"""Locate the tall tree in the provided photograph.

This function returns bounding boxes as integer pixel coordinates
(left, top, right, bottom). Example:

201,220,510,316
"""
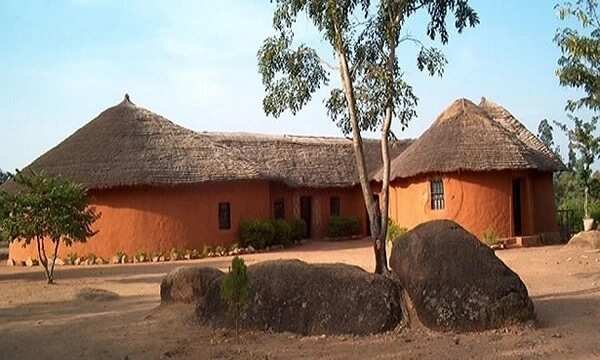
538,118,562,160
0,172,99,283
0,169,9,184
555,0,600,217
258,0,478,274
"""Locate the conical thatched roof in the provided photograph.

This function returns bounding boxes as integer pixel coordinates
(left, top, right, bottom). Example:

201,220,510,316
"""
4,95,411,190
379,98,564,180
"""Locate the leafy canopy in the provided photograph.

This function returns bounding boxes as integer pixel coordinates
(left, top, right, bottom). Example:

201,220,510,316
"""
258,0,479,135
0,171,98,246
555,0,600,112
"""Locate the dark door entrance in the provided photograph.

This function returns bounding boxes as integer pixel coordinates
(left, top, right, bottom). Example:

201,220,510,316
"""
512,179,523,236
300,196,312,238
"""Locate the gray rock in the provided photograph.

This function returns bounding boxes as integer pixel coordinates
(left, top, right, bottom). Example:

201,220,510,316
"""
567,231,600,250
160,266,224,304
199,260,403,335
390,220,535,332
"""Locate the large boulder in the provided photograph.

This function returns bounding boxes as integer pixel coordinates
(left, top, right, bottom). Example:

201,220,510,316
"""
390,220,534,332
161,260,403,335
160,266,224,304
567,231,600,250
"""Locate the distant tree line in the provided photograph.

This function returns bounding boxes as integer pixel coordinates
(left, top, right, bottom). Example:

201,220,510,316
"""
0,169,9,184
544,0,600,228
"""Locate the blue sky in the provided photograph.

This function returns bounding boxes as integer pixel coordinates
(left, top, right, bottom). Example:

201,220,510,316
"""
0,0,585,171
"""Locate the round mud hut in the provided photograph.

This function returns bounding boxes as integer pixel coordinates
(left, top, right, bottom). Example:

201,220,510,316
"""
5,95,409,263
378,98,564,245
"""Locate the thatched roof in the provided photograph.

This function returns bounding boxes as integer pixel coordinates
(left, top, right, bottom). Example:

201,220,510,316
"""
4,95,411,190
378,98,564,180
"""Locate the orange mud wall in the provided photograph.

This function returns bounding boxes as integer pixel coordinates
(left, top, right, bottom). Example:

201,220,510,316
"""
9,181,271,262
9,181,369,262
388,170,559,239
268,183,368,239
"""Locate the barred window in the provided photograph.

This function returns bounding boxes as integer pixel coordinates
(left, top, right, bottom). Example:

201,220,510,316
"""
273,198,285,219
218,202,231,230
430,179,444,210
330,196,341,217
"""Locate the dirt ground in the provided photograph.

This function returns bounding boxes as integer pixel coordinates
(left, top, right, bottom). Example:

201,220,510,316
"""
1,239,600,360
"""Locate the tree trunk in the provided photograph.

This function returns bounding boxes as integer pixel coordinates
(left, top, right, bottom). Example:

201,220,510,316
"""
336,48,386,274
378,107,393,273
35,237,52,284
49,239,60,284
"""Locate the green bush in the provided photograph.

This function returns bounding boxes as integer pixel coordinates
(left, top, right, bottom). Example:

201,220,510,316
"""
270,219,293,246
327,216,361,238
481,228,499,246
386,219,407,244
221,256,250,337
288,218,307,242
239,219,275,249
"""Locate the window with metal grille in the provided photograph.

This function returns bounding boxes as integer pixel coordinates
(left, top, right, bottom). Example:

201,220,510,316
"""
273,198,285,219
430,179,445,210
218,202,231,230
330,196,341,217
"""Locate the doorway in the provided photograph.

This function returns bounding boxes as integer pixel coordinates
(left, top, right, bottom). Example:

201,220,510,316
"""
512,179,523,236
300,196,312,238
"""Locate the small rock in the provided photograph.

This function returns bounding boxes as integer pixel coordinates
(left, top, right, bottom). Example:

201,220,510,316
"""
6,259,15,266
50,257,65,266
74,257,82,266
95,257,106,265
453,336,460,345
159,255,165,262
552,333,562,338
152,256,160,262
25,258,39,267
247,246,256,253
111,256,120,264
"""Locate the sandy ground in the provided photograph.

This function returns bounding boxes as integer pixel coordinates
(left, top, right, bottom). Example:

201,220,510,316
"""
1,239,600,359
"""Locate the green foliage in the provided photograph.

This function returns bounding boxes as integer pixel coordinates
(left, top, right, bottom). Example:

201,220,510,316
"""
239,219,275,249
258,0,479,136
555,0,600,112
239,218,305,249
327,216,361,238
386,219,407,244
0,169,10,185
220,256,250,337
0,171,99,283
288,218,307,242
481,229,500,246
270,219,293,246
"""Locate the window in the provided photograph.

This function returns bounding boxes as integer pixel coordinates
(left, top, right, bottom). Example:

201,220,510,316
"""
218,202,231,230
330,196,341,217
273,198,285,219
430,179,444,210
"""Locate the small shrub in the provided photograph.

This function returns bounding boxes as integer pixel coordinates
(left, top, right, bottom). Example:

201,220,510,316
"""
482,229,499,246
201,245,212,258
86,253,97,265
288,218,307,242
221,256,250,337
386,220,407,244
169,248,182,261
135,251,148,262
327,216,361,238
239,220,275,249
270,219,292,246
66,252,78,265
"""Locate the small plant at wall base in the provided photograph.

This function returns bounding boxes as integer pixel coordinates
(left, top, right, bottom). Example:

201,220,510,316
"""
386,220,407,244
0,171,99,284
482,229,499,247
221,256,250,338
327,216,361,239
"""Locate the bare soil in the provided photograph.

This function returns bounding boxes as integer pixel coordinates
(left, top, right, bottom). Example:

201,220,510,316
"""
1,239,600,359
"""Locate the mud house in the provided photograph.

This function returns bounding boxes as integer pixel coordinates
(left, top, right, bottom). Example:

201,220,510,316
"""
5,95,563,262
6,95,409,261
376,98,564,245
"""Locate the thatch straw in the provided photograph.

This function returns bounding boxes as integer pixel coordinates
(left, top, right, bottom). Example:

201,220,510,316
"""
378,98,564,180
3,95,411,190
